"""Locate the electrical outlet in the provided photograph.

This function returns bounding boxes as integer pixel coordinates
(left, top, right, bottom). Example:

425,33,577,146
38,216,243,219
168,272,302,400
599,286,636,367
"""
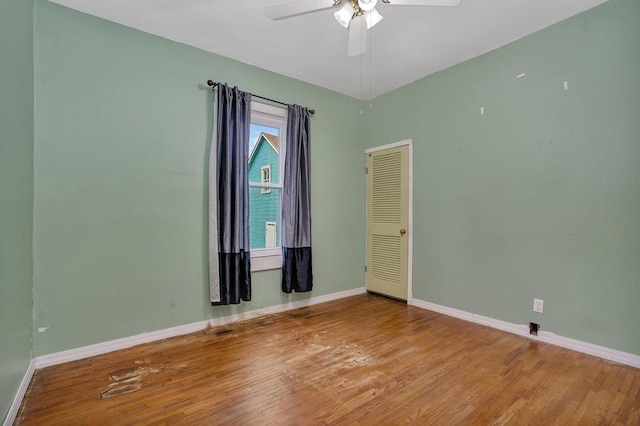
533,298,544,313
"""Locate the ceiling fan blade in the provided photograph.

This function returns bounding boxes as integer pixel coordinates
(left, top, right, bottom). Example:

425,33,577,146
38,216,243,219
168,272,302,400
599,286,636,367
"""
383,0,462,6
347,15,367,57
266,0,336,20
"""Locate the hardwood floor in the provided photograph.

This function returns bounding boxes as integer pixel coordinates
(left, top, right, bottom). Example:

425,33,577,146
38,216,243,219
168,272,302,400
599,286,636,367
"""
16,293,640,425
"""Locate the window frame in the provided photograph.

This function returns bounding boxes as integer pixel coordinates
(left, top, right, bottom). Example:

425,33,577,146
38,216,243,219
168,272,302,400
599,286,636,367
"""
249,102,286,271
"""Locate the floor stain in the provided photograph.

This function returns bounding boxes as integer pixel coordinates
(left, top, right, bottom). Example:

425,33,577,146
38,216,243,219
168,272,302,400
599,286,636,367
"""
99,366,160,399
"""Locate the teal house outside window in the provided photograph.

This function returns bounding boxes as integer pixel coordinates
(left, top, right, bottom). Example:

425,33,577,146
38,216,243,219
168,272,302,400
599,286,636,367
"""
248,132,280,249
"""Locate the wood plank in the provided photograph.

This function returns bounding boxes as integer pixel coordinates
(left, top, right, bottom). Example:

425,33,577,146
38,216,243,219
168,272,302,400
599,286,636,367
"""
15,293,640,425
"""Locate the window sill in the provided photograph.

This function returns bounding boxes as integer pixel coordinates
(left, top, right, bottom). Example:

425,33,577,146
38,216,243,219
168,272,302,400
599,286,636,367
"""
252,252,282,272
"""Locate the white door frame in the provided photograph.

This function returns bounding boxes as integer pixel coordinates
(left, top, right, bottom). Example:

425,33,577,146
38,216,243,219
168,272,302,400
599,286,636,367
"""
365,139,413,303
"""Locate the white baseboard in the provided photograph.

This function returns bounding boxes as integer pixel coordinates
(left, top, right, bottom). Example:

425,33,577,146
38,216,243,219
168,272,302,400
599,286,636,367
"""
35,287,367,369
410,298,640,369
35,319,212,369
209,286,367,327
3,358,36,426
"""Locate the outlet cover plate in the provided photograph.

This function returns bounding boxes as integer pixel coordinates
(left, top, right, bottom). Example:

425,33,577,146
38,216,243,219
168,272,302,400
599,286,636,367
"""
533,298,544,313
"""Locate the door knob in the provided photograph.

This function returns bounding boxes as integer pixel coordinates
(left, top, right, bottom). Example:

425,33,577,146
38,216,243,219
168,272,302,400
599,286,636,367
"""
400,229,406,235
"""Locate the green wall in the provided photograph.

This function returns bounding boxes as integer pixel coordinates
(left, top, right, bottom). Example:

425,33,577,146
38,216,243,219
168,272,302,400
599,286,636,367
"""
33,1,365,355
365,0,640,355
0,0,35,421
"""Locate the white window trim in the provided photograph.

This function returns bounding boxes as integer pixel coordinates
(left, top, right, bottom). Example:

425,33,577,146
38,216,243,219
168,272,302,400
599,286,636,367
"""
249,102,286,271
251,251,282,271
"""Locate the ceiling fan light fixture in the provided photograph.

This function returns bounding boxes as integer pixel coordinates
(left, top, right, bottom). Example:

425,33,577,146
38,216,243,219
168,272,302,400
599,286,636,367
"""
364,8,383,29
334,3,356,28
357,0,377,12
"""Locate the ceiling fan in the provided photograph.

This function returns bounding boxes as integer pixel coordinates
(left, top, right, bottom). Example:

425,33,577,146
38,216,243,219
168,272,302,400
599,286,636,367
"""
266,0,462,57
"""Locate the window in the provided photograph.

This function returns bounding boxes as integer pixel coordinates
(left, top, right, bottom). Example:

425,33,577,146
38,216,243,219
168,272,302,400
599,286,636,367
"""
248,102,286,270
261,165,271,194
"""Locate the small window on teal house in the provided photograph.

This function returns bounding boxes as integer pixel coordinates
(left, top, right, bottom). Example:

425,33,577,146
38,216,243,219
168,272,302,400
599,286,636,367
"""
261,165,271,194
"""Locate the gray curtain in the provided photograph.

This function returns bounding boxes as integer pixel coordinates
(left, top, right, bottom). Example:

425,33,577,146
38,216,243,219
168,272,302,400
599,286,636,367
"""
281,104,313,293
212,84,252,305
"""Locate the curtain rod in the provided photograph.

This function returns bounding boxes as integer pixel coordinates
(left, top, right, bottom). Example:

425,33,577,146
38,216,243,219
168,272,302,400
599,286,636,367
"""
207,80,315,115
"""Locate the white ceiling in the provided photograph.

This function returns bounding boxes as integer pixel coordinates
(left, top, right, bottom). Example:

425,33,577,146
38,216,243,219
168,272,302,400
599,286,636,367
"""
48,0,608,100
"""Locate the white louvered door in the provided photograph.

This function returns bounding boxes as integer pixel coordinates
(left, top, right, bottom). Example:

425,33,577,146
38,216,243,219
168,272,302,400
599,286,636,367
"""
366,144,409,300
